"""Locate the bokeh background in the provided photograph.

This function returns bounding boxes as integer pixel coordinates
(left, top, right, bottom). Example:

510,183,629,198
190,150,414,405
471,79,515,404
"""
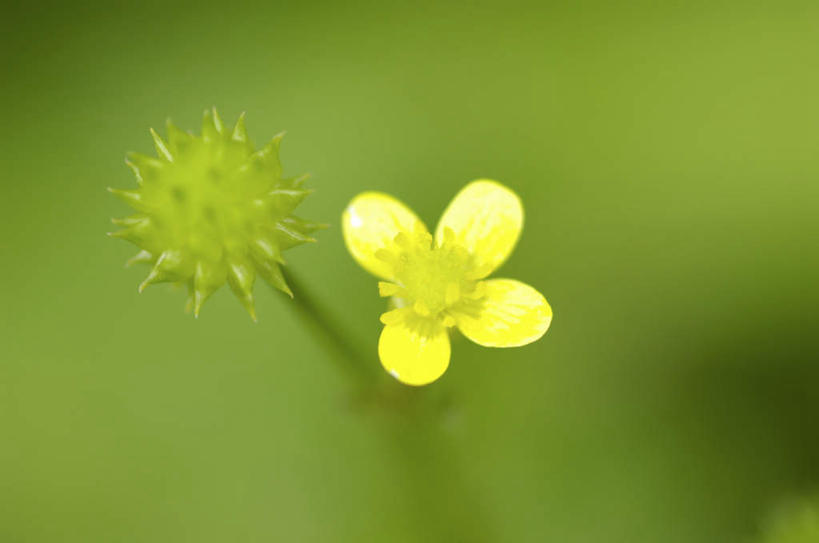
2,1,818,541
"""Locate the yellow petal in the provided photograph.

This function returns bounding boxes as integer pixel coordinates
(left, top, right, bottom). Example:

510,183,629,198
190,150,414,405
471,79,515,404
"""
454,279,551,348
378,320,451,386
435,180,523,278
342,192,428,279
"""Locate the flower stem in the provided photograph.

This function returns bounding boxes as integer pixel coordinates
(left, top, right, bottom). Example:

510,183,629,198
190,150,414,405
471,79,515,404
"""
283,269,380,385
282,268,494,541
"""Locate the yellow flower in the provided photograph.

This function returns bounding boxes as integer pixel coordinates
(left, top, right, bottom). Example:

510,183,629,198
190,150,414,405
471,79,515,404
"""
342,180,552,386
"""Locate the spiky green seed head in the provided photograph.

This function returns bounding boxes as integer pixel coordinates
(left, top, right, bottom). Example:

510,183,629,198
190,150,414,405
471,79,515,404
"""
109,108,325,320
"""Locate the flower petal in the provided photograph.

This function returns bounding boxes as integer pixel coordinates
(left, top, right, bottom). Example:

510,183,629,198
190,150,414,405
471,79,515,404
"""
342,192,428,279
435,180,523,277
454,279,551,347
378,320,451,386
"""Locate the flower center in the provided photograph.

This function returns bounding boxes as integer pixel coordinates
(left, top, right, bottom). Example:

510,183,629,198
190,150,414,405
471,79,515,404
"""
377,227,485,325
142,139,263,254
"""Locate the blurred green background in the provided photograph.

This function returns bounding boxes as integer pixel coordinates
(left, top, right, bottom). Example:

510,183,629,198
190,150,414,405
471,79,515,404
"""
2,1,818,541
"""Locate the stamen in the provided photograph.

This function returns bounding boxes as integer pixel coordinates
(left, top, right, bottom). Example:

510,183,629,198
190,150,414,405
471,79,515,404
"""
380,308,408,325
374,248,397,266
445,282,460,305
378,281,402,297
466,281,487,299
387,224,481,323
394,232,410,247
413,300,432,317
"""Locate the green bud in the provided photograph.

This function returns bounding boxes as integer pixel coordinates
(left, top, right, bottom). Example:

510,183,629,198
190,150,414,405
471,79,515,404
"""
109,108,325,320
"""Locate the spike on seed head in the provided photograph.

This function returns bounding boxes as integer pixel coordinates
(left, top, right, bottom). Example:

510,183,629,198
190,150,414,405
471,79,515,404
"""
109,109,320,319
232,112,249,143
210,107,223,133
165,119,192,155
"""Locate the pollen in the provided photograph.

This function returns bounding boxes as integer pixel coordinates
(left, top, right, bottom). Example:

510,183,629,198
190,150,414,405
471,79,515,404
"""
109,108,324,320
376,227,485,324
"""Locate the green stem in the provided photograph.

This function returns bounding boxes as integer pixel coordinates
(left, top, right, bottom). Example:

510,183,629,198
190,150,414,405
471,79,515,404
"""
282,268,494,541
283,268,380,386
